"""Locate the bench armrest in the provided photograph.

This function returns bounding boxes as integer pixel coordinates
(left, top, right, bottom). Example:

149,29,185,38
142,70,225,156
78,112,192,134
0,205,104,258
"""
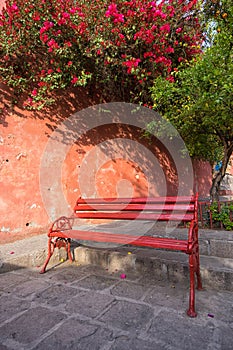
49,216,74,233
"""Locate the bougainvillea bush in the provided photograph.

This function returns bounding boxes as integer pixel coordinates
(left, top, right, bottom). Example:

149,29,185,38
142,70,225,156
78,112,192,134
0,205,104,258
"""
0,0,203,109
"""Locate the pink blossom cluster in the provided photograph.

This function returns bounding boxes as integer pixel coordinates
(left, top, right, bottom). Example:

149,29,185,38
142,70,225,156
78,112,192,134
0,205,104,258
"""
47,38,59,52
105,3,124,23
122,58,141,73
0,0,203,107
10,3,18,12
40,21,54,44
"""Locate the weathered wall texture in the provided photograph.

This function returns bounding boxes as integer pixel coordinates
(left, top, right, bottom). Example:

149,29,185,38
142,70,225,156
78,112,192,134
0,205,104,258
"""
0,84,101,243
192,159,213,199
0,84,213,244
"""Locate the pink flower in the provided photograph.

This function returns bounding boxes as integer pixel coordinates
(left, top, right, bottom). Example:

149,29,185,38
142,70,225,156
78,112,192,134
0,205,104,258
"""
48,39,56,47
70,8,77,14
44,21,54,29
167,5,175,17
40,27,46,35
154,10,166,19
165,47,174,53
32,89,37,96
58,18,66,25
106,3,118,17
123,58,141,73
144,51,153,58
67,61,73,66
65,41,72,47
40,21,53,35
62,12,70,19
105,3,124,23
166,76,175,83
155,56,171,67
27,97,33,105
71,76,78,84
47,39,59,50
10,4,18,12
176,27,182,34
160,24,170,32
114,13,124,23
33,14,40,21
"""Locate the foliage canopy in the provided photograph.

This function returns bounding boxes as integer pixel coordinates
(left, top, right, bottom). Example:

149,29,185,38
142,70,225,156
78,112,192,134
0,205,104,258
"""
151,0,233,198
0,0,203,108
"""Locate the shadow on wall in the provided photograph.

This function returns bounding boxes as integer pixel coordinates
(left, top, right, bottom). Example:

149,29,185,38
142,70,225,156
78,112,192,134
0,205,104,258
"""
0,82,103,130
62,123,180,204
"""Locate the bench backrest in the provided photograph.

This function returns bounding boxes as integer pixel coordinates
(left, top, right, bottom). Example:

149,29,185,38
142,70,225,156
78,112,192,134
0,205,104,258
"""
73,194,198,223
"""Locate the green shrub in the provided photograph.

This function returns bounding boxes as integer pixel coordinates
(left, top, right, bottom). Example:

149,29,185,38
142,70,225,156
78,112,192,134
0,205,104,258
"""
210,202,233,230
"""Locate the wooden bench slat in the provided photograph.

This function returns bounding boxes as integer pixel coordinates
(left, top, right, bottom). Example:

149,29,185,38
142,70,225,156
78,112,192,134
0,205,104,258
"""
75,212,194,221
76,196,196,204
74,203,195,212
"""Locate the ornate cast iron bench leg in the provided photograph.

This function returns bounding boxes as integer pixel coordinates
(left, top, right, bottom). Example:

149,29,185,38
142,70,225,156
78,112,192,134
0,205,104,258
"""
40,237,73,274
40,237,53,274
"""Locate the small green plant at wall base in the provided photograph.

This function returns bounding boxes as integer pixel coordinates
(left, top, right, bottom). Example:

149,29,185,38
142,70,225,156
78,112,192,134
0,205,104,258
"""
210,202,233,231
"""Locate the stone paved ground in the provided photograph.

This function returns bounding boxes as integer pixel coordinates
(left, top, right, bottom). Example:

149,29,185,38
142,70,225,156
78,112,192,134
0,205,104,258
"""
0,262,232,350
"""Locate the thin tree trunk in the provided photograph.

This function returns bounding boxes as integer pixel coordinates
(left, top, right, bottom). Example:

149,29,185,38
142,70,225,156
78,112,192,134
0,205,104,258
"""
210,142,233,201
210,170,224,201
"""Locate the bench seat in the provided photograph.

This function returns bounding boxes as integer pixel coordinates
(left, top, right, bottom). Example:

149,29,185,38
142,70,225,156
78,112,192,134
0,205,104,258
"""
48,229,188,251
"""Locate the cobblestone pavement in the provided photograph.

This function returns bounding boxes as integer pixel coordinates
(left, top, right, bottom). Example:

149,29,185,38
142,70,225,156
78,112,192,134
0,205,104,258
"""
0,262,232,350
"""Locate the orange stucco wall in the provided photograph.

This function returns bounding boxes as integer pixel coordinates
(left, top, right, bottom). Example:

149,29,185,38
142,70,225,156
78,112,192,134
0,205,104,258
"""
0,83,214,244
0,84,101,243
192,159,213,199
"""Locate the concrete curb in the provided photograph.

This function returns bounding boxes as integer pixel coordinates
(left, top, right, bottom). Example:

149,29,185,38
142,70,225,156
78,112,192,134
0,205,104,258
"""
1,232,233,292
0,235,65,273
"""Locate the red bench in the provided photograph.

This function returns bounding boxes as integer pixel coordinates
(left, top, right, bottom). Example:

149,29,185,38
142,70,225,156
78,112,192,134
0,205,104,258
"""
40,194,202,317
